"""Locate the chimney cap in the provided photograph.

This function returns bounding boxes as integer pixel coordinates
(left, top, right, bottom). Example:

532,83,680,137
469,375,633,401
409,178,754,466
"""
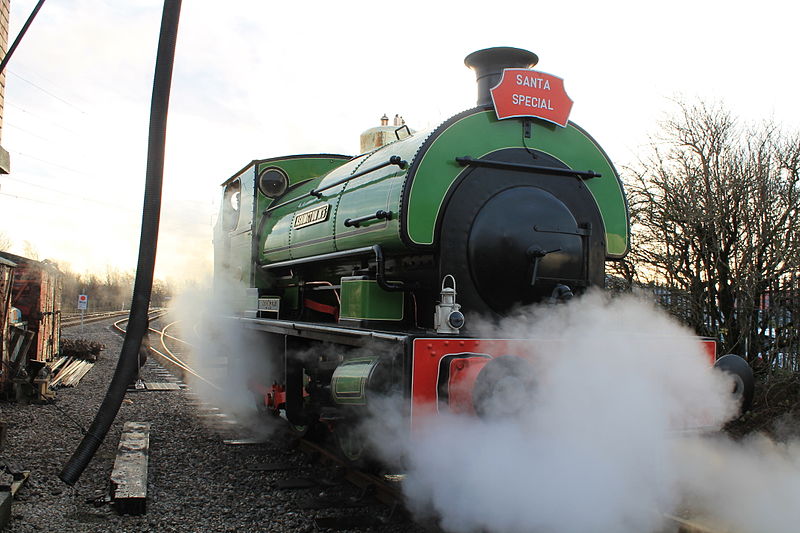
464,47,539,76
464,47,539,106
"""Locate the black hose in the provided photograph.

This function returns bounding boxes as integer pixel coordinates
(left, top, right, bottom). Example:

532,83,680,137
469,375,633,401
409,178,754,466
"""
59,0,182,486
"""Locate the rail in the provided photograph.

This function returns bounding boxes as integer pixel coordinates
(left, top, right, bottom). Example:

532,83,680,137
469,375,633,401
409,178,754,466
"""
299,432,729,533
112,315,219,391
296,438,404,508
62,311,130,328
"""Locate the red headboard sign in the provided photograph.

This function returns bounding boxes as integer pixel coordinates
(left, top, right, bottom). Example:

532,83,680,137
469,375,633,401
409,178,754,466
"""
490,69,573,127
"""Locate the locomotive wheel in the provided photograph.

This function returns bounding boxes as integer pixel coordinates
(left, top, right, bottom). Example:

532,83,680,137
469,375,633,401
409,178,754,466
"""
714,354,755,414
282,413,328,441
333,421,384,473
287,421,316,438
251,393,325,441
334,421,367,463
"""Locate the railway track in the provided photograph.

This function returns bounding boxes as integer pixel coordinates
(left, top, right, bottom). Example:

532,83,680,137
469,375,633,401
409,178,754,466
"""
294,438,407,518
666,514,728,533
110,315,729,533
61,310,130,327
112,314,220,392
112,314,411,524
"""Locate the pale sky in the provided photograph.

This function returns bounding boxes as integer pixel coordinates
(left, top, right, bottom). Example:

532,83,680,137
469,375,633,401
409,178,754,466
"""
1,0,798,284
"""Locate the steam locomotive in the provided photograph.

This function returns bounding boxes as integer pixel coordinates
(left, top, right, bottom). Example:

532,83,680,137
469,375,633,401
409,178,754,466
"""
213,47,750,460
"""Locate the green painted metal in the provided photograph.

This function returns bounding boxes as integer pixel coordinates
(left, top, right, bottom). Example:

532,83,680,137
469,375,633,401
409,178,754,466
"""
405,110,629,257
255,156,349,188
331,356,380,405
250,110,628,268
261,157,360,263
260,135,428,264
339,279,404,321
334,137,424,254
254,155,352,264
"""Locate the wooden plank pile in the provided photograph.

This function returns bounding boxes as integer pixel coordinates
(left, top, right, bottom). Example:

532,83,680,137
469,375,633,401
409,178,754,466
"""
49,356,94,388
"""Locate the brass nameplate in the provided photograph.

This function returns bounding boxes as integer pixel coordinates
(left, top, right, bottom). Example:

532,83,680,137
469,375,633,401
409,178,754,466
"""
293,204,330,229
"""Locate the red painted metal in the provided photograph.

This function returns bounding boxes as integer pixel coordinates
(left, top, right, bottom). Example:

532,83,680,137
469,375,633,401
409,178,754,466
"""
447,356,490,415
490,69,573,126
700,339,717,364
266,384,287,413
410,336,721,431
303,298,338,318
411,338,537,431
245,380,287,414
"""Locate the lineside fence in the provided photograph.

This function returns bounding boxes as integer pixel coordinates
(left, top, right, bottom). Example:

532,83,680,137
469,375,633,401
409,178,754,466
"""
607,277,800,372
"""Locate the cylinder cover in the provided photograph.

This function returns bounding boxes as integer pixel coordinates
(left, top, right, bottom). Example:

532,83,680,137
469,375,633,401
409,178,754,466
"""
331,356,388,406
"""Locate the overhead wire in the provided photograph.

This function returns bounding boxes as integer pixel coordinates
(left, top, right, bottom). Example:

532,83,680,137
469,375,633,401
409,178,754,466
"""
7,70,87,114
12,150,92,176
0,190,62,207
0,190,213,232
5,121,54,142
6,101,80,134
1,175,136,211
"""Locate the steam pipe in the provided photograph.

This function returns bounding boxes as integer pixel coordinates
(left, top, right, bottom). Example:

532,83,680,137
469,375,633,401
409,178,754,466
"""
59,0,182,485
259,244,416,292
371,244,409,292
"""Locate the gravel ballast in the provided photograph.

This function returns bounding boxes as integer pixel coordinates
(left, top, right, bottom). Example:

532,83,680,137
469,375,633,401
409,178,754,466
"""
0,319,425,532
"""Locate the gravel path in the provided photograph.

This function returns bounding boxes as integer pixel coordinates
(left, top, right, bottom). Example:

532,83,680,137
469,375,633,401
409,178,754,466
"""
0,319,426,532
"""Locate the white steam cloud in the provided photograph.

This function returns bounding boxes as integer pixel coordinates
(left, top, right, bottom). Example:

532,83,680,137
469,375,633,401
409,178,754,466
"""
365,292,800,533
673,434,800,533
167,282,800,532
167,279,278,435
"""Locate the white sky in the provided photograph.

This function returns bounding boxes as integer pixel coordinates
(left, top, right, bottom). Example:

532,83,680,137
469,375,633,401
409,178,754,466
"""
1,0,798,284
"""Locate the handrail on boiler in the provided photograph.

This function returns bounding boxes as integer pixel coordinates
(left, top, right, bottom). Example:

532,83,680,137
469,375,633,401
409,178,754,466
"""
265,155,407,213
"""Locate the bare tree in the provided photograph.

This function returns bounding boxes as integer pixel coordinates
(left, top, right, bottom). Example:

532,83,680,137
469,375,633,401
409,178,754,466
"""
60,267,165,313
0,231,10,252
625,100,800,366
22,241,39,260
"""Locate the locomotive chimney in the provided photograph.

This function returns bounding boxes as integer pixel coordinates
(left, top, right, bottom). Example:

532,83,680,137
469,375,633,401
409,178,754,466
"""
464,47,539,107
